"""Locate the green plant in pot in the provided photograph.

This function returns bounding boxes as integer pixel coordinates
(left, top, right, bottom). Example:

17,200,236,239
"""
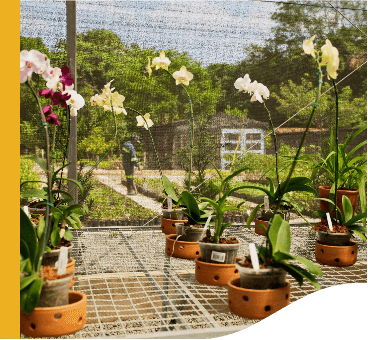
161,175,186,220
312,195,366,266
20,49,87,325
245,176,317,233
177,191,212,242
199,165,252,264
21,158,87,266
305,125,367,217
228,36,338,319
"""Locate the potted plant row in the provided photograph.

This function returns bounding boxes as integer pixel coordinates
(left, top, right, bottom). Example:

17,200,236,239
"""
20,49,87,337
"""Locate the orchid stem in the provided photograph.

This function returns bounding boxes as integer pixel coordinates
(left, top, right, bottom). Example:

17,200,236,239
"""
26,79,53,271
332,79,339,222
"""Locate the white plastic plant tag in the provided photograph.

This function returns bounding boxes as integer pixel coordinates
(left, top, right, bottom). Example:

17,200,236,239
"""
167,195,172,210
23,206,29,216
57,246,69,275
264,196,269,211
249,243,260,270
204,213,213,229
211,251,226,263
326,213,334,232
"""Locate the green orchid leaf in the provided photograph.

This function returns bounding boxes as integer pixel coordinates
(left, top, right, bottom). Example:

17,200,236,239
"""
162,175,179,203
37,216,45,240
255,245,268,264
20,239,30,261
52,162,74,180
20,208,38,266
348,224,367,242
342,195,353,222
65,204,85,215
20,259,30,274
246,203,264,229
274,252,323,276
268,214,290,255
63,227,74,241
51,189,74,201
265,177,275,195
346,212,367,227
20,181,47,189
222,205,239,212
24,156,47,172
45,246,52,252
256,224,268,235
201,197,220,213
20,286,29,311
50,225,61,248
278,262,321,290
313,210,327,219
58,178,84,196
181,191,200,219
20,272,38,291
23,277,43,315
222,167,250,187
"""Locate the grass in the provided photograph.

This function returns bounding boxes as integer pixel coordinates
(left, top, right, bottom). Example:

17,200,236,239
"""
83,178,156,220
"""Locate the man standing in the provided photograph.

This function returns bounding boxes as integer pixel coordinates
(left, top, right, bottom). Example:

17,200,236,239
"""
122,135,141,195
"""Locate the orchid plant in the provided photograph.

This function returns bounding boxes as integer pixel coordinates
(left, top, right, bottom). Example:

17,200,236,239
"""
20,49,86,314
147,51,195,190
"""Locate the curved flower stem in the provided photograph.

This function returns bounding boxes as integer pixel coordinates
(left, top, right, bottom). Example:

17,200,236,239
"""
26,80,53,270
125,107,163,181
267,69,323,257
163,69,194,191
51,125,57,173
264,102,281,193
332,79,339,221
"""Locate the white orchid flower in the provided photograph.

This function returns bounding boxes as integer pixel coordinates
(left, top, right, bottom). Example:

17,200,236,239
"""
172,66,193,86
303,36,316,58
151,51,171,71
248,81,269,103
45,67,62,91
234,74,252,92
20,49,47,83
136,113,154,130
321,39,339,79
65,90,85,116
111,91,125,107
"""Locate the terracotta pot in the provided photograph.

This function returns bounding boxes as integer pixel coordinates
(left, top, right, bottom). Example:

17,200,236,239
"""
42,243,73,267
165,234,200,259
52,257,75,288
254,218,268,236
198,241,240,264
161,217,187,235
176,223,205,242
228,278,290,319
20,291,87,338
315,241,357,266
318,186,359,216
195,257,240,286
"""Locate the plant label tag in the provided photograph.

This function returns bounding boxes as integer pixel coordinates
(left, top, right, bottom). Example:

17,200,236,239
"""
57,247,69,275
23,206,29,216
211,251,226,263
167,195,172,210
249,243,260,270
204,213,213,229
326,213,334,231
264,196,269,211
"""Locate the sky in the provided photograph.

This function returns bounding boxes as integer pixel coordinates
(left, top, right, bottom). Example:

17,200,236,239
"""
20,0,278,66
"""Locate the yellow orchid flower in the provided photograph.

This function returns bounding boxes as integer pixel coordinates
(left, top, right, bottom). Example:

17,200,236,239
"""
136,113,154,130
172,66,194,86
303,35,316,59
151,51,171,71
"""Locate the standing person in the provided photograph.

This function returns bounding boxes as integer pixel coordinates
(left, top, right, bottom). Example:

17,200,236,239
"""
122,135,141,195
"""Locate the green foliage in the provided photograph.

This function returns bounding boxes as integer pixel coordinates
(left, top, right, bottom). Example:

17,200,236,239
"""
20,157,40,201
180,191,211,225
20,208,44,314
84,179,156,220
256,214,323,290
313,195,367,241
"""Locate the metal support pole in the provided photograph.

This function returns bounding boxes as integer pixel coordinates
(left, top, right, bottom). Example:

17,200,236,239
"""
67,0,78,204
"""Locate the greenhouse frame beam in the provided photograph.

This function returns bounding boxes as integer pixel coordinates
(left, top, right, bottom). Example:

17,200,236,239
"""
66,0,78,204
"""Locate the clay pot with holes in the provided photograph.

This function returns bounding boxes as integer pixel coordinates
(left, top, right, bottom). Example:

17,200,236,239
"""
161,216,187,235
20,291,87,337
165,234,201,259
318,186,359,217
227,258,289,319
195,257,241,286
314,226,357,266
